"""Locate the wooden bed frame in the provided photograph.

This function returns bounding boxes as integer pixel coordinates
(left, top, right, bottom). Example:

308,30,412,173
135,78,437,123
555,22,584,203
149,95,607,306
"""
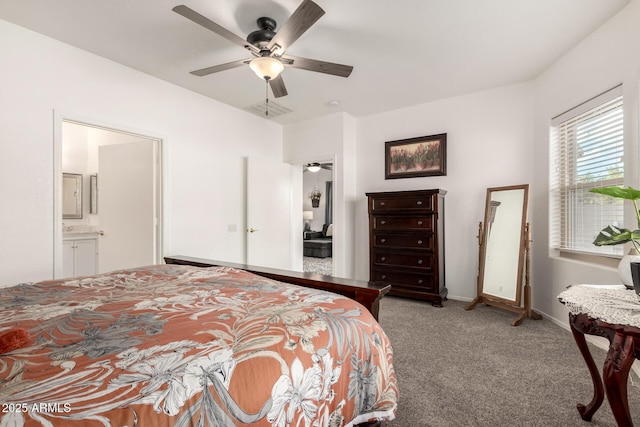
164,255,391,321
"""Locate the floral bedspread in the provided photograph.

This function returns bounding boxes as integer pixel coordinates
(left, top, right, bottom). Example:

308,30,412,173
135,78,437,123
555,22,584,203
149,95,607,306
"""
0,265,397,426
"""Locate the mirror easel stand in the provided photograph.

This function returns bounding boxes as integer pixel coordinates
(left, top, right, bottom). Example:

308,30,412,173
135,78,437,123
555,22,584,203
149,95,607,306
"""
466,221,486,311
465,223,542,326
513,223,542,326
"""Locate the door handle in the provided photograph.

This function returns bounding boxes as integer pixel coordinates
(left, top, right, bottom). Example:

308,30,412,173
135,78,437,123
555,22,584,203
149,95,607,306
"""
248,228,258,233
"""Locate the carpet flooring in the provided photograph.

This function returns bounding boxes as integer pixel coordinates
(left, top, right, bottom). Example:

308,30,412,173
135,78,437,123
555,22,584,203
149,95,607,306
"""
377,296,640,426
303,256,333,276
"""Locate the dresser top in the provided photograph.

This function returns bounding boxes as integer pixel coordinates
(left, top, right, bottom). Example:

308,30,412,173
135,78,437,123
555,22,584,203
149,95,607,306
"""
366,189,447,197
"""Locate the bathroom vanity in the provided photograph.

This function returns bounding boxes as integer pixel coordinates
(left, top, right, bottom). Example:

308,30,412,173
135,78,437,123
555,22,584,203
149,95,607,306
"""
62,226,99,277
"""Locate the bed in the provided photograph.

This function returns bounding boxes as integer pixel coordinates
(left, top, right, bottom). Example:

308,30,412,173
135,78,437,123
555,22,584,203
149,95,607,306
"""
0,262,397,426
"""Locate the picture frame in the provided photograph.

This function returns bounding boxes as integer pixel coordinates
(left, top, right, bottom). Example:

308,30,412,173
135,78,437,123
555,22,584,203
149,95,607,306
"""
385,133,447,179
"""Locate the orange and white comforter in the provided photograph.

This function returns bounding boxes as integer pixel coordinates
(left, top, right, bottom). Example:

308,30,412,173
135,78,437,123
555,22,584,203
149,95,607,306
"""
0,264,397,426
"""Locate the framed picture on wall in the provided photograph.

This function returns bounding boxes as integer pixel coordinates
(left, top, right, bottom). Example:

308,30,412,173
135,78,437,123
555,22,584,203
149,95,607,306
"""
384,133,447,179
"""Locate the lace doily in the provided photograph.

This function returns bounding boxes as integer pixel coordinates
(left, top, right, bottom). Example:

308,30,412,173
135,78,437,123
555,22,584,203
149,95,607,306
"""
558,284,640,328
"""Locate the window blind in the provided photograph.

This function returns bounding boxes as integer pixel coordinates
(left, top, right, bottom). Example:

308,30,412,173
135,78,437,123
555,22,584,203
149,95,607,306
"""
550,86,624,256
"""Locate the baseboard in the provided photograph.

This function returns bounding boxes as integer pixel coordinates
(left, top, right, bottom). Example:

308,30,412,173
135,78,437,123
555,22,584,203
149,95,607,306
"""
446,295,473,302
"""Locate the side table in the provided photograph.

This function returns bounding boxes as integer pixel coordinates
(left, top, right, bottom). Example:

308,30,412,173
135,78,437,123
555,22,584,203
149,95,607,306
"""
558,284,640,426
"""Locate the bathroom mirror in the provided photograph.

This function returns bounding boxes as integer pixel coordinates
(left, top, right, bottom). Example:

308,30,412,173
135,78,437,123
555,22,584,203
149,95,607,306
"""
90,174,98,214
466,184,541,325
62,173,83,219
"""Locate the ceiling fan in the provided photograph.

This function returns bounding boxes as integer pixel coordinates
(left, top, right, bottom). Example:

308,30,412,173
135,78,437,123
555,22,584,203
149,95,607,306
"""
172,1,353,98
304,162,332,172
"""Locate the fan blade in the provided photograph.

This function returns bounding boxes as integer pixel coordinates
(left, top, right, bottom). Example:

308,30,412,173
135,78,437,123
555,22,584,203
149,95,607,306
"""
190,59,251,77
267,0,325,54
283,55,353,77
173,5,258,54
269,75,288,98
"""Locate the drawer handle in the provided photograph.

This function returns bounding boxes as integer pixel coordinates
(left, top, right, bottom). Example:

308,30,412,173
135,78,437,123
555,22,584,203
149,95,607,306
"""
417,220,423,225
381,238,386,243
380,220,386,225
418,279,423,284
417,259,423,265
380,202,386,206
416,200,423,206
417,240,423,245
381,275,387,280
380,257,386,262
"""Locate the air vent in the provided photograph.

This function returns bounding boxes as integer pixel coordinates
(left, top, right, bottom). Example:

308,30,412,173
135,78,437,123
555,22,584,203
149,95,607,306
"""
246,100,292,118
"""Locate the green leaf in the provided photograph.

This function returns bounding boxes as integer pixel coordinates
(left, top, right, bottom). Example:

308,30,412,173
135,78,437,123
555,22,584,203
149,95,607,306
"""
589,186,640,200
592,225,635,246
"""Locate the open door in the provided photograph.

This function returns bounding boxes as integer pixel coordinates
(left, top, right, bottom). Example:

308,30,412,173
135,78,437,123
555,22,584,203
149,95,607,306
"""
98,141,158,272
246,156,300,270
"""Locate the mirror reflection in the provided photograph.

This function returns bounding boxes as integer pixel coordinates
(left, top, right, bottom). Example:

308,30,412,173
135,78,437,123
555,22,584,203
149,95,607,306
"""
481,186,528,302
63,173,83,219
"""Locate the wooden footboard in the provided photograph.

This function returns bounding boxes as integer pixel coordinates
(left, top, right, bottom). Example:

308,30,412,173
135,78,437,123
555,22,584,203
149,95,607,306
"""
164,255,391,321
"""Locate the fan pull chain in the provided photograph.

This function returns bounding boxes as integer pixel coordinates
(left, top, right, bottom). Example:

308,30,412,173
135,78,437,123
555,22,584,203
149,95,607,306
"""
265,79,269,117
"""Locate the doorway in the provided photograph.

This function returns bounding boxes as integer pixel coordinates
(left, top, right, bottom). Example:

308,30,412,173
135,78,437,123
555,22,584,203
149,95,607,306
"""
54,117,163,278
302,161,333,276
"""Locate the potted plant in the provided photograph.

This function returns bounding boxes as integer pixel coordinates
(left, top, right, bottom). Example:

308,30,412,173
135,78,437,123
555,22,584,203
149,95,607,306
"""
309,189,322,208
589,186,640,288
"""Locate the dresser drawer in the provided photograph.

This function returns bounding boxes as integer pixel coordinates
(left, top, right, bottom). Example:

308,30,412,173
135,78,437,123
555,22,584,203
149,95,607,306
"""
373,250,434,271
373,232,434,249
370,195,433,212
372,269,435,291
373,215,433,231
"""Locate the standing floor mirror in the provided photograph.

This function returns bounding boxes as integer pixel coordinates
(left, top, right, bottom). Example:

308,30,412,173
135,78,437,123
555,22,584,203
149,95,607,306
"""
465,184,541,326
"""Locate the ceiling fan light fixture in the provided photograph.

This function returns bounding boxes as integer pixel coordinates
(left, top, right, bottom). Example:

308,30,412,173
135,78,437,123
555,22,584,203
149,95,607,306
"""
249,56,284,80
307,163,321,172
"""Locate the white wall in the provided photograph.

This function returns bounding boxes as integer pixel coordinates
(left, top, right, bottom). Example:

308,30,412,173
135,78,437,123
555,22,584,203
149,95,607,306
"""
531,0,640,323
354,83,535,300
284,85,535,298
0,19,282,285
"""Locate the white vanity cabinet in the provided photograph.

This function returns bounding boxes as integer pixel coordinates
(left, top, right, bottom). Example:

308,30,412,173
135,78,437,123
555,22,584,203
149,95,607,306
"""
63,235,98,277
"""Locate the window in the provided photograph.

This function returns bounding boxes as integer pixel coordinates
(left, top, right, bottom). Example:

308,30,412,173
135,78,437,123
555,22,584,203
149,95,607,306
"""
550,86,624,256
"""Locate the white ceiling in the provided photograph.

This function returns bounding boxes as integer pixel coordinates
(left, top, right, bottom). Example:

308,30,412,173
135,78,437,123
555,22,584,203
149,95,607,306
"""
0,0,630,124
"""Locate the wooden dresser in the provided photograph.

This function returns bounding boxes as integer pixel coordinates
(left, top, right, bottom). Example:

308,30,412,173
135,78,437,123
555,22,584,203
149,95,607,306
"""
366,189,447,306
